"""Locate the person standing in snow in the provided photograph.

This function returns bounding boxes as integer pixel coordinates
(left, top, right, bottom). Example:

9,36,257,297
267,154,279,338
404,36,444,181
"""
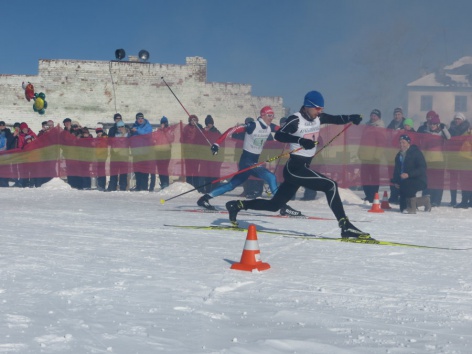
130,112,153,191
107,114,129,191
225,91,371,239
18,122,38,187
0,121,13,187
419,113,451,207
446,112,470,207
107,120,131,191
391,134,431,214
454,127,472,208
180,115,206,190
149,116,175,191
357,109,386,204
200,115,222,193
197,106,301,217
386,107,406,205
94,127,108,191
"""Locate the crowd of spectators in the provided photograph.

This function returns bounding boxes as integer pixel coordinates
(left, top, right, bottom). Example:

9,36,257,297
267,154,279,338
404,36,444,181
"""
359,107,471,210
1,107,471,212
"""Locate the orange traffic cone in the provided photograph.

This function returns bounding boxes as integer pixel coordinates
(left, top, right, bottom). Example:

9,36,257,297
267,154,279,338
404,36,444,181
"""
368,192,384,213
231,224,271,272
380,191,392,210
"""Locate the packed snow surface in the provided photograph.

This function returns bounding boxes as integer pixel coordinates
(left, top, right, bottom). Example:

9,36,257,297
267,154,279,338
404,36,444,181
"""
1,179,471,353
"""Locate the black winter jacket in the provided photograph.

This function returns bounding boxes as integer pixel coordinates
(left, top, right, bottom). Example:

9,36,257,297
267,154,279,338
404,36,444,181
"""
391,144,427,186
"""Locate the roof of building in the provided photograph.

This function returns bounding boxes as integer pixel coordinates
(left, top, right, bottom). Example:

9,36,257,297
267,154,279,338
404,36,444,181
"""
408,56,472,88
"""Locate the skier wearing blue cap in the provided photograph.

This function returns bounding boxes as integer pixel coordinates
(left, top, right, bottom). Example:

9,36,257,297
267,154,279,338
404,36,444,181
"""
226,90,371,239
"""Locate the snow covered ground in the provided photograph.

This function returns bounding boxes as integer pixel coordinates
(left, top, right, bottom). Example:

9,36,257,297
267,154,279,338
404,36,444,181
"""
1,179,471,354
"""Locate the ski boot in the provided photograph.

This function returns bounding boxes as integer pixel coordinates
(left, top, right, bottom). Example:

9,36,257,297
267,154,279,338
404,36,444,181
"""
339,217,371,239
197,194,216,211
226,200,245,226
280,204,303,216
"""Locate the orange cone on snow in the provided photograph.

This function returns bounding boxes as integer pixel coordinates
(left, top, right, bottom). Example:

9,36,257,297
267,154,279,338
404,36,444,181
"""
380,191,392,210
231,224,271,272
368,192,384,213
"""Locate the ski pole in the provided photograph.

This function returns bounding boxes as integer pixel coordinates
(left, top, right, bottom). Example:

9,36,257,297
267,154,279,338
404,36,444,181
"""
160,146,303,204
313,122,353,157
192,119,213,147
162,76,213,147
161,77,191,116
266,143,288,195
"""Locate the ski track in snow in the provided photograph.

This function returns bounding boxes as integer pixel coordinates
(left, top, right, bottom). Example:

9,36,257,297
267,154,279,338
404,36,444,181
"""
0,179,471,353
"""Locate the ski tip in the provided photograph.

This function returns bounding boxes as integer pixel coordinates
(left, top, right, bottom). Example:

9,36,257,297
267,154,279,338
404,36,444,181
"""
160,199,165,205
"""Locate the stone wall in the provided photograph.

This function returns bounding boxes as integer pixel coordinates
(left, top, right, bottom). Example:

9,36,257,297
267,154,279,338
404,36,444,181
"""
0,56,284,133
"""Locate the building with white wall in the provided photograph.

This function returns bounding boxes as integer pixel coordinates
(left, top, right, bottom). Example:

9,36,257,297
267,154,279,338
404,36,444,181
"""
0,56,284,132
407,56,472,128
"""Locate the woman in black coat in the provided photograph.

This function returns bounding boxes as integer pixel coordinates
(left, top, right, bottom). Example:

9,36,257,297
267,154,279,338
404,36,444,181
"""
391,135,431,213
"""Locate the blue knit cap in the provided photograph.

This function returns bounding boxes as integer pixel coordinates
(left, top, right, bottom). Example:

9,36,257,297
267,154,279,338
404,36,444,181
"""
304,91,324,108
160,116,169,124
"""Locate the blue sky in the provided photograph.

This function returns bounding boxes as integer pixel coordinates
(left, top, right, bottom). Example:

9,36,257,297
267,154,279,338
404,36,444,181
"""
2,0,472,118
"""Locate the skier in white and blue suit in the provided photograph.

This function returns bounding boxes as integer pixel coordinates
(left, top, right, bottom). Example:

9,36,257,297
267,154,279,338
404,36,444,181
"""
197,106,301,217
226,90,371,239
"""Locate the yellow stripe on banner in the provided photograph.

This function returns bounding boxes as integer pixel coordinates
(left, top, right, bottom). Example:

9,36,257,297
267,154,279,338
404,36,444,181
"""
0,145,60,165
61,146,131,162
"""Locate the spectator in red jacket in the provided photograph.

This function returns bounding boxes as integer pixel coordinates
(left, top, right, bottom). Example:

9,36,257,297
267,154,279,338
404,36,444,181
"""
17,122,38,187
18,123,37,149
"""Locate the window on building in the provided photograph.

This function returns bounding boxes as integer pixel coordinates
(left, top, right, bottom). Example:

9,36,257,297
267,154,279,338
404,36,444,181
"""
455,95,467,112
420,95,433,111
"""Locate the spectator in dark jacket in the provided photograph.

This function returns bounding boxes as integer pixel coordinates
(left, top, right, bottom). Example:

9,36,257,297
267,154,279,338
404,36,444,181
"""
449,113,470,137
391,134,431,214
417,110,446,134
386,108,406,204
201,115,222,193
387,107,406,130
107,113,128,191
37,121,50,137
0,121,13,187
107,120,130,191
7,123,22,187
358,109,386,203
149,116,175,191
108,113,124,138
447,112,471,206
95,127,108,191
0,121,12,151
9,122,21,150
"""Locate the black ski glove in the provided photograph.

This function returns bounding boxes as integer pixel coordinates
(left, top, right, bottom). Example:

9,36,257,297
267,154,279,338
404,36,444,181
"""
348,114,362,125
298,138,316,150
211,144,219,155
